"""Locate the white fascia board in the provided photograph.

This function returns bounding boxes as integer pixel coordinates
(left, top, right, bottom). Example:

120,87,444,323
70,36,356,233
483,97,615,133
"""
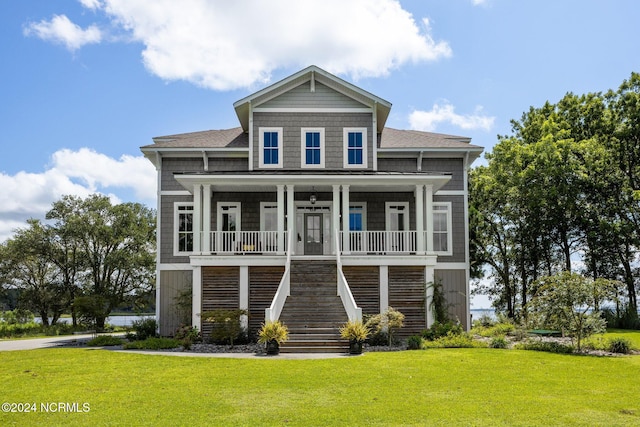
174,173,452,192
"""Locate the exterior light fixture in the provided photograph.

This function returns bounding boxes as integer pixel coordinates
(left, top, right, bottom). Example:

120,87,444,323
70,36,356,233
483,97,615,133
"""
310,187,317,204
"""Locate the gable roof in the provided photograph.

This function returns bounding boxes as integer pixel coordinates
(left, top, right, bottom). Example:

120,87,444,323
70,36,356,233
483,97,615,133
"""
379,128,477,149
145,127,480,151
233,65,392,133
146,128,247,149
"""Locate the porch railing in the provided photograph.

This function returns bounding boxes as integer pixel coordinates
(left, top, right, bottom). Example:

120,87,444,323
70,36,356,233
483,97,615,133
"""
207,231,283,254
335,229,362,322
341,231,418,254
264,231,294,322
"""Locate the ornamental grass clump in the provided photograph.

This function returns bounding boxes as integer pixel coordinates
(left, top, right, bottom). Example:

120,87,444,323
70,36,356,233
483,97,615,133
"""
339,320,370,343
257,321,289,345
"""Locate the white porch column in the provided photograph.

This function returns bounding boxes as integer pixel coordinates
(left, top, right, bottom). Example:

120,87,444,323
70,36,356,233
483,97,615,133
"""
286,185,295,254
239,266,249,330
425,185,434,253
379,265,389,312
192,266,202,330
415,184,425,254
332,185,340,254
193,184,202,254
425,266,435,328
341,185,350,254
202,184,211,253
277,185,285,254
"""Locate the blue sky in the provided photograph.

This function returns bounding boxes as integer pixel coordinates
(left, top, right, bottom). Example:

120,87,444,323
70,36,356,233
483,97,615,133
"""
2,0,639,306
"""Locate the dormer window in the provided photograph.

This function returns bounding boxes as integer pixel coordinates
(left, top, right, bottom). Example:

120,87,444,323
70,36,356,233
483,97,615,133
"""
343,128,367,168
301,128,325,168
259,127,283,168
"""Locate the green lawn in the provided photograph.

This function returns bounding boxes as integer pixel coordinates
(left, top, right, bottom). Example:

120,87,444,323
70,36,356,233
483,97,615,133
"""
1,348,639,426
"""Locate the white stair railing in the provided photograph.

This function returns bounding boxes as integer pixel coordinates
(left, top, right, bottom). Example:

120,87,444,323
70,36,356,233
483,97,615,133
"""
264,231,293,322
335,228,362,322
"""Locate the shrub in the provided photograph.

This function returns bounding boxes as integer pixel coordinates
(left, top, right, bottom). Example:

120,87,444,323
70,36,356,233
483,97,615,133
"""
123,337,182,350
473,314,495,328
365,307,405,346
407,335,423,350
422,321,463,341
0,321,42,338
202,309,247,346
489,336,509,349
366,330,389,346
514,340,574,354
422,332,483,349
606,307,640,329
87,335,123,347
1,309,35,325
174,325,201,350
608,337,632,354
131,318,158,341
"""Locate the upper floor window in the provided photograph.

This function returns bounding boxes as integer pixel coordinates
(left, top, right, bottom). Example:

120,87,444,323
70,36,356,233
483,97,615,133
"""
301,128,325,168
433,202,452,255
174,202,194,255
259,127,283,168
343,128,368,168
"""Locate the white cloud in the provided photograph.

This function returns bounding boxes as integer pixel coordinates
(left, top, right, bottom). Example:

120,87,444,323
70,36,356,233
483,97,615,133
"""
48,0,449,90
0,149,156,243
409,101,495,132
23,14,102,51
79,0,103,10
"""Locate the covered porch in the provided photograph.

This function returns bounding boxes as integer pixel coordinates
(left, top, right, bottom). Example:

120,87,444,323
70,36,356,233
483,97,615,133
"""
175,172,452,258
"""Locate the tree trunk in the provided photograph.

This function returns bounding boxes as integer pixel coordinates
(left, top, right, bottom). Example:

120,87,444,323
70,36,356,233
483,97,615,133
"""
39,310,49,327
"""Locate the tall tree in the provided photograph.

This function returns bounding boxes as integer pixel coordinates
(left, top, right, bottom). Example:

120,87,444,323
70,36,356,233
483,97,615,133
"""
471,74,640,319
0,220,65,325
56,195,156,329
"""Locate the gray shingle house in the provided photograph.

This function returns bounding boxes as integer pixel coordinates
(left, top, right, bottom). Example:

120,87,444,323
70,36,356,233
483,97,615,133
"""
141,66,482,350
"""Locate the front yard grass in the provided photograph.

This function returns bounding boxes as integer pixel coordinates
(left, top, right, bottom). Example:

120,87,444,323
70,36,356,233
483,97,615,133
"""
1,347,639,426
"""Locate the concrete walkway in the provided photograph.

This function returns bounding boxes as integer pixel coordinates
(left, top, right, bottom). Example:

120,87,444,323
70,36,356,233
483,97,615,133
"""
0,335,355,359
0,333,102,351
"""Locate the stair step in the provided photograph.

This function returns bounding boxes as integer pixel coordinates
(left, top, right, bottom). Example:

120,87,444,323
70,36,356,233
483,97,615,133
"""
277,260,350,353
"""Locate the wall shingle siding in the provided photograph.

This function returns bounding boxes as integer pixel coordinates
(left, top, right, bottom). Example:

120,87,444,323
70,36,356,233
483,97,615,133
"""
435,269,468,329
160,194,192,264
253,112,373,170
260,81,367,108
434,195,466,262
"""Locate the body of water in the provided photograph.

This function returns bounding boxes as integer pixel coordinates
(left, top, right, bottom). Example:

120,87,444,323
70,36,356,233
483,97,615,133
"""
36,315,155,327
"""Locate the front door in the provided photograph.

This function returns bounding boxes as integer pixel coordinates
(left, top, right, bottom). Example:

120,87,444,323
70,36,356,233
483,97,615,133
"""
386,203,410,252
304,213,323,255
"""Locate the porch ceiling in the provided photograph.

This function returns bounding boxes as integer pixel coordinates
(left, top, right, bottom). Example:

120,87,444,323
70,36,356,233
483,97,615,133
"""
174,172,451,193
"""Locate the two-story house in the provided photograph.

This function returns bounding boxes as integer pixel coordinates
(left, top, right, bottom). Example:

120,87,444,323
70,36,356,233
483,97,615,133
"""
141,66,482,351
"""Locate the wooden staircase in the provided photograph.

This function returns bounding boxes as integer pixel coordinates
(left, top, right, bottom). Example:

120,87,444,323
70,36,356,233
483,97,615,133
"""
278,260,349,353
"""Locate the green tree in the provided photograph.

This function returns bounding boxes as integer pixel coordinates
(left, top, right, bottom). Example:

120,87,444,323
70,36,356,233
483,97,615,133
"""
49,195,156,329
0,220,65,325
471,74,640,321
528,272,620,351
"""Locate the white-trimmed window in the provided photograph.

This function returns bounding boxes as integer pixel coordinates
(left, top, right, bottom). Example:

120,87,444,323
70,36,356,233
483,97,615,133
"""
260,203,278,232
259,127,283,168
301,128,325,168
343,128,368,168
174,202,194,255
433,202,452,255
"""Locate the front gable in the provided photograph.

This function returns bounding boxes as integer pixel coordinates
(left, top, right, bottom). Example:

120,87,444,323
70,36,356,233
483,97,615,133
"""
258,80,369,110
235,66,389,172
